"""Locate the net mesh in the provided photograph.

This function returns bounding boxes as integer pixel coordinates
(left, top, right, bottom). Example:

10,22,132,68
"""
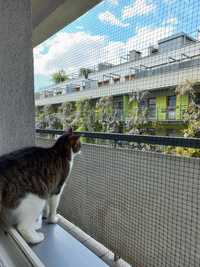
35,0,200,265
58,143,200,266
37,136,200,266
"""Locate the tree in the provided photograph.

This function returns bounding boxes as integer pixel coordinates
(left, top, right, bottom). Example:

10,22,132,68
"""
79,68,93,79
51,70,68,84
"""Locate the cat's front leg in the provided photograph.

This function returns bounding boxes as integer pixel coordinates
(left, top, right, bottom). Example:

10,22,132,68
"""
47,194,61,224
16,194,46,244
43,200,50,219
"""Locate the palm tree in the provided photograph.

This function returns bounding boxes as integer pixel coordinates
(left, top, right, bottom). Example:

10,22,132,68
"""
79,68,93,79
51,69,68,84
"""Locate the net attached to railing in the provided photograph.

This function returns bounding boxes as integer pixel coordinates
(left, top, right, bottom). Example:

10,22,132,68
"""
34,0,200,264
36,130,200,267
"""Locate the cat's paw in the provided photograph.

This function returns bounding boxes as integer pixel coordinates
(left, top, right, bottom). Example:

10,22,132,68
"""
48,215,59,224
34,220,42,230
18,227,44,244
29,232,44,244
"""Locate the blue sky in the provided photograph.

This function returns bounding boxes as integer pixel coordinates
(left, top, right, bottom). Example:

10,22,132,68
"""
34,0,200,91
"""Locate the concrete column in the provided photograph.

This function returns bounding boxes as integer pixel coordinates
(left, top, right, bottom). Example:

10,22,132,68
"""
0,0,35,155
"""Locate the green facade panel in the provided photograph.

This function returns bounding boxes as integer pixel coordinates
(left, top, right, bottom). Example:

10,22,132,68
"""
123,95,138,119
176,95,189,120
156,96,166,120
123,95,129,119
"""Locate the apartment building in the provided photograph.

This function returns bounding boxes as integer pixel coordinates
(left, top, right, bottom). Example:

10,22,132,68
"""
35,32,200,135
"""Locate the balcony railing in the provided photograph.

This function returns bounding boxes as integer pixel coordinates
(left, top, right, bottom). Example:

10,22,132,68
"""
36,129,200,267
131,106,186,122
166,107,176,120
36,54,200,101
146,106,187,122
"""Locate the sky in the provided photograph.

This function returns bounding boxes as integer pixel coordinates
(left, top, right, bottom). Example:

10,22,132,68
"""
34,0,200,91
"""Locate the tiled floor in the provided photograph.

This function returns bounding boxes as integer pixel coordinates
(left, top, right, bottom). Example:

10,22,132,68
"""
31,223,108,267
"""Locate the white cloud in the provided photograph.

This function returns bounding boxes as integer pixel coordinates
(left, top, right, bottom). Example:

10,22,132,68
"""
126,26,174,55
34,24,174,78
164,17,178,25
164,0,176,4
34,31,125,76
98,11,129,27
122,0,156,18
107,0,118,5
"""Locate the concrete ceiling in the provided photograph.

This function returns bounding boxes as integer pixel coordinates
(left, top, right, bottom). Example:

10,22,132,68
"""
32,0,101,47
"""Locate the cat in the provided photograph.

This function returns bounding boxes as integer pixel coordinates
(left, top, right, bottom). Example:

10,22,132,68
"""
0,128,81,244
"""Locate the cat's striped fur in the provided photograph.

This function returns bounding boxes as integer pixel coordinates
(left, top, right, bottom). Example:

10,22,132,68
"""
0,128,81,244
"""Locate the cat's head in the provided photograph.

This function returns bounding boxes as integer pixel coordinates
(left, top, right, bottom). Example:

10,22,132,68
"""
54,127,81,156
67,128,81,155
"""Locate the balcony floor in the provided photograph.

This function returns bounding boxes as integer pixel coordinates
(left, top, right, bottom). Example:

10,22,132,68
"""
31,223,108,267
0,220,108,267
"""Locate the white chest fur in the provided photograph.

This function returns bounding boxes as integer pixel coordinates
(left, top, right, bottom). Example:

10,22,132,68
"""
69,149,75,176
68,149,81,177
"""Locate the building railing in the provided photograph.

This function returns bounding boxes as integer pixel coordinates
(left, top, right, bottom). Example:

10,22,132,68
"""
35,54,200,101
36,128,200,266
129,106,186,122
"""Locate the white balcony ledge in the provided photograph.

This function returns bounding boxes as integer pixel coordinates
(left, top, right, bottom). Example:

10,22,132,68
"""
0,215,130,267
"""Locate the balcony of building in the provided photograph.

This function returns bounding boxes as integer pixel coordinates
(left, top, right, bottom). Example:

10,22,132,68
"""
35,40,200,106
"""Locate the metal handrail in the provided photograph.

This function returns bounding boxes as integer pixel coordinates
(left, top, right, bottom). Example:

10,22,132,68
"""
36,128,200,148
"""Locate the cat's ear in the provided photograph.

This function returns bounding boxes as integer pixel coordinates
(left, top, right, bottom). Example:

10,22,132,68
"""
69,135,80,146
65,127,73,135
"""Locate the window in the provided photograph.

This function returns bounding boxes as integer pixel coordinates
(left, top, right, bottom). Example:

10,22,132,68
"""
194,93,200,105
167,95,176,120
130,74,136,80
98,81,103,87
148,98,156,120
103,80,109,85
125,75,130,81
98,80,109,87
113,96,123,120
113,77,120,84
139,99,147,110
55,91,62,95
125,74,135,81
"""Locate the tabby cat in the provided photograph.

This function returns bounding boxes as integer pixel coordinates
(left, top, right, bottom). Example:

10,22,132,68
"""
0,128,81,244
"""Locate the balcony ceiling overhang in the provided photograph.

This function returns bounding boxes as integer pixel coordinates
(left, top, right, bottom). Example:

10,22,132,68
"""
32,0,101,47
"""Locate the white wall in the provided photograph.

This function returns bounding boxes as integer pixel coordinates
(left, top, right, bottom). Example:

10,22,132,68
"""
0,0,35,154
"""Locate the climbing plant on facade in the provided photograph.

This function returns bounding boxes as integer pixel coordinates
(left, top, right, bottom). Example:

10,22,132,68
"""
96,96,123,133
166,80,200,157
59,102,77,129
126,92,149,134
75,98,98,132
